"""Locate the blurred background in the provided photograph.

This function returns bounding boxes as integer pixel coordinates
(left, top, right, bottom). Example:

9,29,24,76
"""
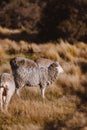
0,0,87,43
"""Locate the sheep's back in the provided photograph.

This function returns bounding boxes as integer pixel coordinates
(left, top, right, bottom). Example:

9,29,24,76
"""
35,58,53,68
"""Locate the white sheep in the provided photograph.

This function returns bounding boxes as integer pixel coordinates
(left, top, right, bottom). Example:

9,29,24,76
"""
10,57,64,98
0,73,15,112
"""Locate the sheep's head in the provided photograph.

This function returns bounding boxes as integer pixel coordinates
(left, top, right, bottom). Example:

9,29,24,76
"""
48,62,64,81
49,62,64,74
56,62,64,74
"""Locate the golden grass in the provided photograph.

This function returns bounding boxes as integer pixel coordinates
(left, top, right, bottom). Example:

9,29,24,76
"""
0,26,22,34
1,90,76,128
0,31,87,130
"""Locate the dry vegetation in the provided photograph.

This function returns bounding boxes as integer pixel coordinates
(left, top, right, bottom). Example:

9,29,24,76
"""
0,27,87,130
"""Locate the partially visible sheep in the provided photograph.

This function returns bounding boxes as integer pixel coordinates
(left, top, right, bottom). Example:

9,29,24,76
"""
0,73,15,112
10,57,64,98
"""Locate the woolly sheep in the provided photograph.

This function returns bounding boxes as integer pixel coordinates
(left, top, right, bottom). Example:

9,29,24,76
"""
10,57,64,98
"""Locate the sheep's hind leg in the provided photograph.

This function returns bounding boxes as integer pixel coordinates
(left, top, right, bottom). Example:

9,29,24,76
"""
16,87,23,97
16,88,21,97
3,96,7,112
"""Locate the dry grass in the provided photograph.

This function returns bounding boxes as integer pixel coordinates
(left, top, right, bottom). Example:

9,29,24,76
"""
0,29,87,130
0,26,22,34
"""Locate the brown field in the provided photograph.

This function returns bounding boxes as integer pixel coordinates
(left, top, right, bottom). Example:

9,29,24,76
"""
0,27,87,130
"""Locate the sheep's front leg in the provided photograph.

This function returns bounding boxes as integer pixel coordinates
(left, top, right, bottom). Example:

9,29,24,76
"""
41,87,46,99
0,88,4,112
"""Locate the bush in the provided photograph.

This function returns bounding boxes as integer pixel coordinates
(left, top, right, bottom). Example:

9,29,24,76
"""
0,0,40,33
0,0,87,43
38,0,87,42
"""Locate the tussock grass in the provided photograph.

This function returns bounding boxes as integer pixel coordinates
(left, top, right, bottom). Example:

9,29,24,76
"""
0,45,4,57
0,33,87,130
8,90,76,126
65,111,87,129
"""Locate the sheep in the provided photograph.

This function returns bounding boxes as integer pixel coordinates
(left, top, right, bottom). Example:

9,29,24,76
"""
0,73,15,112
10,57,64,98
